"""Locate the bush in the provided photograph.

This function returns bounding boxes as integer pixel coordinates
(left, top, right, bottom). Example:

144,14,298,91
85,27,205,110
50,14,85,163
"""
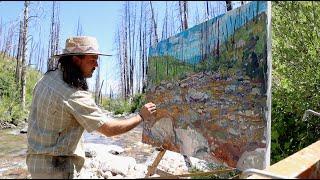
100,93,146,115
271,1,320,164
0,54,41,124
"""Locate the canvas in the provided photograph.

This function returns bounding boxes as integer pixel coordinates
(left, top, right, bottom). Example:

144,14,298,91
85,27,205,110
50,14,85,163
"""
142,1,271,170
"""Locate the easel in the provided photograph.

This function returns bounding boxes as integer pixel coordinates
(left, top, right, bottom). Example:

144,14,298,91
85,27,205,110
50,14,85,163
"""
144,146,237,179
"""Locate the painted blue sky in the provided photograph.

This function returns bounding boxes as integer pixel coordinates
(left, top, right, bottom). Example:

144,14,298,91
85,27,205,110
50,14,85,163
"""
149,1,267,65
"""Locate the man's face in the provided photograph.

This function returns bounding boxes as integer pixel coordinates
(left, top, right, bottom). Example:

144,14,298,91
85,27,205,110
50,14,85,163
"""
73,55,99,78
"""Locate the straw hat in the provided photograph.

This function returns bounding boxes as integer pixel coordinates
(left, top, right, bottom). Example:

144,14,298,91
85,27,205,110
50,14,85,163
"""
53,36,111,57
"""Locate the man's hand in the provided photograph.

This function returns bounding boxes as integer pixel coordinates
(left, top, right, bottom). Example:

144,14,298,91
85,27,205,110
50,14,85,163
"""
139,102,156,121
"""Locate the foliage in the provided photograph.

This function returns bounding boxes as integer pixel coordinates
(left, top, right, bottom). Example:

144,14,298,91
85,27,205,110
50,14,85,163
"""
0,54,42,124
148,55,195,85
271,1,320,164
100,93,146,115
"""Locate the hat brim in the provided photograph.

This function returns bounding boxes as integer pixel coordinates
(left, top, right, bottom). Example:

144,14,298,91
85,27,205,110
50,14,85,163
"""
53,52,112,58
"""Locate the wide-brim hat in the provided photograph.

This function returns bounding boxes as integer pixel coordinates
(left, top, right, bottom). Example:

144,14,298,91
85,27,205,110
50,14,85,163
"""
53,36,112,57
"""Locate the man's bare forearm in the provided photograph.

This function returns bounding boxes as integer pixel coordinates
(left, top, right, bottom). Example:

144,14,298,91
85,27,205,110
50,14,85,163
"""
97,114,143,137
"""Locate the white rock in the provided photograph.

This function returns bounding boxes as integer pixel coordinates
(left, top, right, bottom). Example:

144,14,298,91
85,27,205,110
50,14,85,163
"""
112,174,124,179
97,154,137,176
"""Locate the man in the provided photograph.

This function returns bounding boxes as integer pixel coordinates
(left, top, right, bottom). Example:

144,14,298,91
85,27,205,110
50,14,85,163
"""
26,36,156,179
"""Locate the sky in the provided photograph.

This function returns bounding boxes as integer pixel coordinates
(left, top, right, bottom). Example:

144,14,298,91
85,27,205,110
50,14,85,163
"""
0,1,242,96
0,1,124,95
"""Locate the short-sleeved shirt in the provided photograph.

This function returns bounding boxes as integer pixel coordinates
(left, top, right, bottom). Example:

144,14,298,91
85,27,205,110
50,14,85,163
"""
26,69,112,174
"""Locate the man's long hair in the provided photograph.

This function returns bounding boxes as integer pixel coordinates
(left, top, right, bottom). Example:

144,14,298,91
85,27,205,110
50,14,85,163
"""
46,55,88,91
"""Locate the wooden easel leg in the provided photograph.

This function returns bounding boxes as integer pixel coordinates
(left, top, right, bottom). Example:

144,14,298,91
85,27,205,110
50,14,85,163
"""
145,148,166,178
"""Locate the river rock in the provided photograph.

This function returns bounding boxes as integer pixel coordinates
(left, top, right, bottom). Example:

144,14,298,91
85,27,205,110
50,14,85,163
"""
0,121,16,129
97,153,137,176
85,143,124,157
145,149,212,175
20,124,28,134
85,149,97,158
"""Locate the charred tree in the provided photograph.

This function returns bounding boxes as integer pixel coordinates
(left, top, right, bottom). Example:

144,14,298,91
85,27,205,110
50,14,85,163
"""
20,1,30,110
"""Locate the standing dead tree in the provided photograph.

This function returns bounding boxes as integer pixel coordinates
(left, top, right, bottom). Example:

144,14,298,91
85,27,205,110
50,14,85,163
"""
226,1,233,11
0,18,3,53
141,2,150,93
115,3,129,99
47,1,60,71
116,1,140,99
15,20,23,85
95,58,101,104
178,1,188,31
20,1,30,110
149,1,159,45
2,22,15,57
76,17,83,36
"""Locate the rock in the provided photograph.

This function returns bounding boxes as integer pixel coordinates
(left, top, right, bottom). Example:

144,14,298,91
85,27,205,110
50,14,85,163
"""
237,76,244,81
150,174,160,178
251,88,260,95
98,154,137,176
102,171,113,179
180,83,188,88
172,95,182,103
20,124,28,134
156,86,166,91
236,148,266,171
160,80,167,86
127,164,148,178
76,168,102,179
245,110,254,116
150,118,174,142
106,145,124,155
150,86,156,93
225,85,236,94
112,174,124,179
85,150,96,158
186,88,209,103
166,83,173,89
0,121,16,129
145,149,214,176
228,127,240,136
84,143,124,158
175,127,210,157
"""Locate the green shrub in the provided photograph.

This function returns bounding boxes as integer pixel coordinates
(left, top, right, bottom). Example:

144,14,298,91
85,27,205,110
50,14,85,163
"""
271,1,320,164
100,93,146,115
0,54,41,124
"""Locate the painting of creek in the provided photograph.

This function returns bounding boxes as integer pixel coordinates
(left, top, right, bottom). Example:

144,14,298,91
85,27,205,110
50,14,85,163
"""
142,1,271,171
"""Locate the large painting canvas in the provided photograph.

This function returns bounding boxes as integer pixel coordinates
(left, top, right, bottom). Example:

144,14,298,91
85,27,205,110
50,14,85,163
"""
142,1,271,170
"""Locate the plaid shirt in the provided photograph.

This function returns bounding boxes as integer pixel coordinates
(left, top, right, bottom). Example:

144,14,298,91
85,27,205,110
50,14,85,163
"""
26,69,111,173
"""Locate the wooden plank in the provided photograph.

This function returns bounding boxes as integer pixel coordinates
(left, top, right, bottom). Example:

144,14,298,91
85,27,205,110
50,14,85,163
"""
147,168,237,179
145,149,167,178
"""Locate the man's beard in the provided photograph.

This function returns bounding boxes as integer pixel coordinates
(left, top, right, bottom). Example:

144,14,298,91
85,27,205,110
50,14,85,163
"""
85,68,95,78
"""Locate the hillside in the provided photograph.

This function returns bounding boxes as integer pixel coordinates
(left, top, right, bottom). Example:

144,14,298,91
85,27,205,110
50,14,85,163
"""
0,53,42,128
